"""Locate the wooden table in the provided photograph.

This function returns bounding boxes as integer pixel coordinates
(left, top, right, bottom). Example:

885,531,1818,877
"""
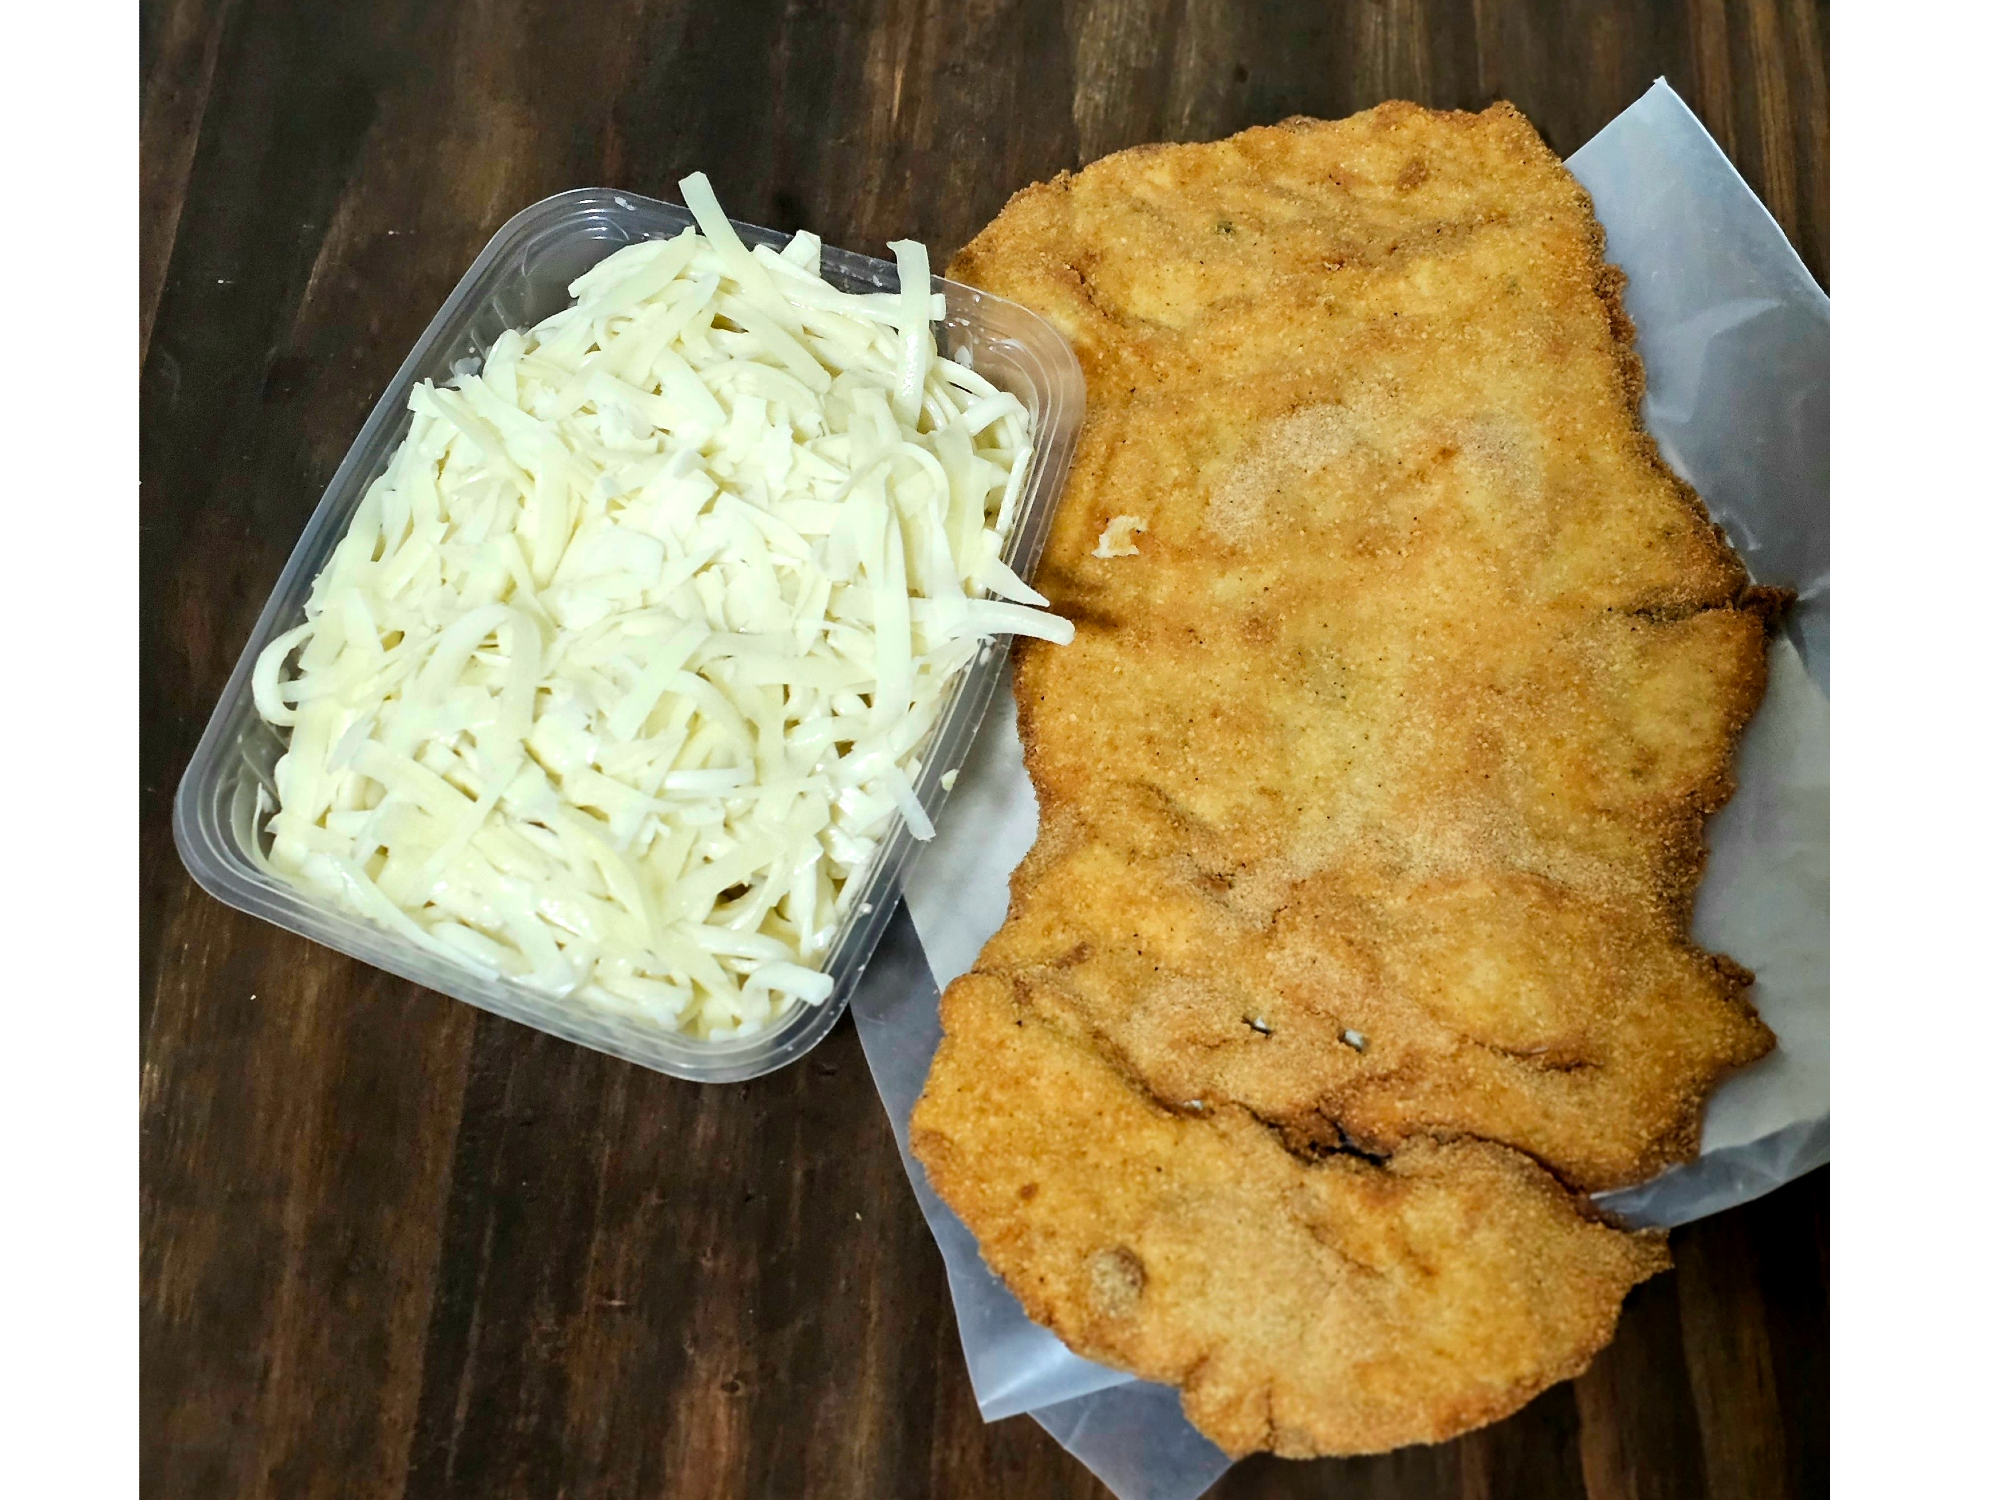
141,2,1828,1495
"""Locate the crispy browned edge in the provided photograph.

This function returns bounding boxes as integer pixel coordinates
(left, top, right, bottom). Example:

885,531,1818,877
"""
1538,111,1786,1161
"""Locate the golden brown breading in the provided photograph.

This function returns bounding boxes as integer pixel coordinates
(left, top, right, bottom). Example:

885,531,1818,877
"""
914,100,1774,1459
941,101,1774,1194
910,972,1669,1459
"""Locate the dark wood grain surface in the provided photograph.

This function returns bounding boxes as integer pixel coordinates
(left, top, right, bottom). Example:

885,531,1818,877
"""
140,2,1829,1496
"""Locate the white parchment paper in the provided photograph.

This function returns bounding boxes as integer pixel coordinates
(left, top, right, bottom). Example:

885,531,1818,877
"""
851,79,1829,1499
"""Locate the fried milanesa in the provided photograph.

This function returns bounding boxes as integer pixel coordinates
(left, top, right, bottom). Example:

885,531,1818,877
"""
938,101,1775,1194
910,973,1669,1459
911,101,1779,1458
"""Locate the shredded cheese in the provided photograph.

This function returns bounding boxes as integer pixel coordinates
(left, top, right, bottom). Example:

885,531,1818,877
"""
1092,514,1147,558
253,174,1071,1039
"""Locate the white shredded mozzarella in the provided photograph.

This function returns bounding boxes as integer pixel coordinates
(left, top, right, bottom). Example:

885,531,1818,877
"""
1092,514,1147,558
253,174,1071,1040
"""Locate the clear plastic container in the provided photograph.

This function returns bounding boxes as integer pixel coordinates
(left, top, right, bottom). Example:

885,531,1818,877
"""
173,187,1084,1083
